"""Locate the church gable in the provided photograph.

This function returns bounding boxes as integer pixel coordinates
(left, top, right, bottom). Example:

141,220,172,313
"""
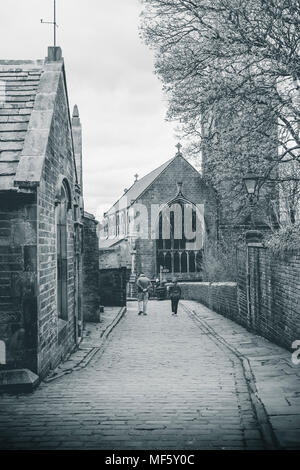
136,153,214,208
107,157,173,215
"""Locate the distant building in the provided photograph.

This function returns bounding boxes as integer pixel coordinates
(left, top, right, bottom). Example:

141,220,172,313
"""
100,147,218,282
0,46,99,382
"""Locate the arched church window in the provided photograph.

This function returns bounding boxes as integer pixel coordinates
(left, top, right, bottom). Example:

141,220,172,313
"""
156,194,204,277
196,250,203,273
157,251,164,272
165,252,172,273
56,180,70,321
181,252,187,273
158,213,163,249
174,252,180,273
189,251,196,273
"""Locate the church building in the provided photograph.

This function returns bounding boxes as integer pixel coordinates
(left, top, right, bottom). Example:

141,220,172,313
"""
100,146,218,283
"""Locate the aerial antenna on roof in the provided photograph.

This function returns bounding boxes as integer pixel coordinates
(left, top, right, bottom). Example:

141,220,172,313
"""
41,0,58,47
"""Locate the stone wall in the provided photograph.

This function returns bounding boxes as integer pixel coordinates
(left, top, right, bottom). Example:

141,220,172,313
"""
0,55,97,381
99,240,131,270
99,267,127,307
180,282,238,319
36,72,79,378
0,193,38,371
245,245,300,350
182,246,300,353
83,213,100,322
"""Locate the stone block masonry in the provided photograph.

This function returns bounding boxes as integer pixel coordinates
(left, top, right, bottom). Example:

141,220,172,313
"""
180,282,238,320
0,51,99,387
0,54,84,381
36,69,80,378
214,243,300,352
83,212,100,322
0,193,38,371
182,246,300,353
245,246,300,351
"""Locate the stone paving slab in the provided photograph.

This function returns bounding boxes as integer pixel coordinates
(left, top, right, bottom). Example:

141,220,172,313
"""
44,306,125,382
182,300,300,450
0,300,266,450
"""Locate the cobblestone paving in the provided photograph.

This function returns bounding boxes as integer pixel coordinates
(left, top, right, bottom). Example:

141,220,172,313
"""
0,301,265,450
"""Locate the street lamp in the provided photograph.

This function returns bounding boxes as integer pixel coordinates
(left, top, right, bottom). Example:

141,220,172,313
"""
243,174,259,202
243,174,260,229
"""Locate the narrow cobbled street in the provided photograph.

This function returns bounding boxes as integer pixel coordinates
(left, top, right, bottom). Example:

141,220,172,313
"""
0,301,265,450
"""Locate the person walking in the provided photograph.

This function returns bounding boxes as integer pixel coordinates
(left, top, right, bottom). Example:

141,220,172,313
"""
136,272,152,315
169,278,181,315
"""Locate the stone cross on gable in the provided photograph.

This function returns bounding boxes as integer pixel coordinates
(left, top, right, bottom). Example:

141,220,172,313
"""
176,142,182,154
134,174,139,182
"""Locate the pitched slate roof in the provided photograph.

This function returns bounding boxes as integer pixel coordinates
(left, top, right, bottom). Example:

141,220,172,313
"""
0,60,44,191
107,157,175,214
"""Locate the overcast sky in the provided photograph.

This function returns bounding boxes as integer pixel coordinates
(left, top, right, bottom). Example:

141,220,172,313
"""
0,0,177,219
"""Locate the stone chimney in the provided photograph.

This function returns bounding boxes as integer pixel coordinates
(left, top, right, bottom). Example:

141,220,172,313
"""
46,46,63,62
72,104,83,190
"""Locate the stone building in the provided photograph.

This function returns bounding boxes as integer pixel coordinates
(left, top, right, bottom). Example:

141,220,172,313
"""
100,146,218,283
0,46,99,385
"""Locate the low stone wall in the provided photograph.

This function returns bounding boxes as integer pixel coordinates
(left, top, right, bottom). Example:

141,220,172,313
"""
180,282,238,320
246,246,300,351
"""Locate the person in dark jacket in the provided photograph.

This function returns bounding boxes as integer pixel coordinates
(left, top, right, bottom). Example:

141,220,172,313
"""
169,278,181,315
136,272,152,315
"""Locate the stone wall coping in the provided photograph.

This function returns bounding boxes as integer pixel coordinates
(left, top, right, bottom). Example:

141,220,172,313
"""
179,281,237,287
